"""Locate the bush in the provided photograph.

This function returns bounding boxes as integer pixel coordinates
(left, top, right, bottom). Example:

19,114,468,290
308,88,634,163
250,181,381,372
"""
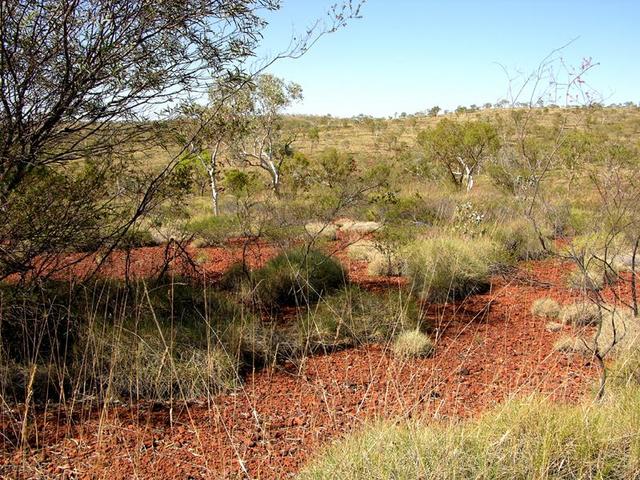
566,267,606,291
530,297,560,319
555,307,639,357
0,279,277,403
403,236,503,302
491,219,548,261
367,252,405,277
391,330,434,358
254,248,347,307
299,389,640,479
294,286,422,353
185,215,237,247
560,302,601,326
218,261,251,291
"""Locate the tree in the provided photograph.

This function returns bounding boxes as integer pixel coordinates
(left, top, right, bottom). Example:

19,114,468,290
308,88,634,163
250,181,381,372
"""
231,74,303,195
0,0,281,279
0,0,365,279
427,106,441,117
417,118,500,191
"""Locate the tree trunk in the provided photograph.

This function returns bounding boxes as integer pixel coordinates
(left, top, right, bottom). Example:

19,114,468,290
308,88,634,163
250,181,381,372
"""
208,149,220,216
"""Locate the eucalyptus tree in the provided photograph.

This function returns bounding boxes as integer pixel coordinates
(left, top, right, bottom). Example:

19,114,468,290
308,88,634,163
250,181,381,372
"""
417,118,500,191
0,0,365,279
0,0,284,279
231,74,303,196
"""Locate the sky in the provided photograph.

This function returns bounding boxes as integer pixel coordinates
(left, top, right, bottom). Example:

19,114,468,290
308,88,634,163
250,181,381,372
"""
256,0,639,117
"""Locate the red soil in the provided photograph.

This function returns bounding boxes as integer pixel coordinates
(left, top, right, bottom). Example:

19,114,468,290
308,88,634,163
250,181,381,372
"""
1,243,619,479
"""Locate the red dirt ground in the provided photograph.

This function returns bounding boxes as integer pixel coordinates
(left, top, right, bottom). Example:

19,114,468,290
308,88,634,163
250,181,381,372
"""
2,240,626,479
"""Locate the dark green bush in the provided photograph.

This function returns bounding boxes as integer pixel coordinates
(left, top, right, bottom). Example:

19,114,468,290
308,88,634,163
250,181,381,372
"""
254,248,347,307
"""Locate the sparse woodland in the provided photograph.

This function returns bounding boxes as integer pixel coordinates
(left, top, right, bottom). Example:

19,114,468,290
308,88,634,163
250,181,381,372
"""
1,0,640,478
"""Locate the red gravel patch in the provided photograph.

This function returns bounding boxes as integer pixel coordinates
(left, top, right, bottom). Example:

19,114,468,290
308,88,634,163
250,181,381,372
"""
0,255,615,479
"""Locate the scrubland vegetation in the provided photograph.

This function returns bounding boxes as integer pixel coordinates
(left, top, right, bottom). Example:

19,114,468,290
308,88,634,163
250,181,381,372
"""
2,0,640,478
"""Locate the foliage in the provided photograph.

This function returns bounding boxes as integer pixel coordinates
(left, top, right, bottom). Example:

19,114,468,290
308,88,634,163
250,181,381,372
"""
254,249,347,307
403,236,504,302
491,219,548,261
299,389,640,479
417,118,500,191
294,286,422,352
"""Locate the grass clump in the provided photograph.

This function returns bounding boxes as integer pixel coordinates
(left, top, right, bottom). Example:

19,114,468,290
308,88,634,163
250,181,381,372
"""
298,389,640,479
338,220,382,234
531,297,561,319
391,330,434,359
491,219,548,261
346,239,378,261
185,215,237,247
304,222,338,240
367,252,405,276
555,306,640,357
559,302,601,326
403,236,502,302
294,286,422,353
254,248,347,308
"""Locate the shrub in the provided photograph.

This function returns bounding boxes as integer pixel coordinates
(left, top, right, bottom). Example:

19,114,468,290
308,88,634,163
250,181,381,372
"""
185,215,237,247
491,219,548,261
555,307,639,357
566,268,606,291
253,249,347,307
560,302,601,326
294,286,422,353
218,261,251,291
391,330,434,358
403,236,503,302
0,278,279,403
530,297,560,319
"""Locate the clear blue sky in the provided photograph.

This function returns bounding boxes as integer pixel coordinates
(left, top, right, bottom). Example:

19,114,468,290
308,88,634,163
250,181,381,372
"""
257,0,639,117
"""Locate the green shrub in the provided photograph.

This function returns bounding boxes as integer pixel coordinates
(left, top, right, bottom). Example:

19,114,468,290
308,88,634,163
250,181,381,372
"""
403,236,503,302
530,297,561,319
294,286,422,352
218,261,251,291
391,330,434,358
491,219,548,261
185,215,237,247
254,249,347,307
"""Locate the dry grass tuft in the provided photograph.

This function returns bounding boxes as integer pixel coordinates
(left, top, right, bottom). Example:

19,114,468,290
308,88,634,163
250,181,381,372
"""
560,302,601,326
391,330,434,359
531,298,560,319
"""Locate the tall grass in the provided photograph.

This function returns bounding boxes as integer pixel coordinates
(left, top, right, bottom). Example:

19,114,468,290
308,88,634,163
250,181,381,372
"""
403,236,504,302
299,387,640,479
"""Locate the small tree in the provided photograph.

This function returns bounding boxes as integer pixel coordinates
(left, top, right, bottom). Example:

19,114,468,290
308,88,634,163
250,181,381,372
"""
417,118,500,191
232,74,303,195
